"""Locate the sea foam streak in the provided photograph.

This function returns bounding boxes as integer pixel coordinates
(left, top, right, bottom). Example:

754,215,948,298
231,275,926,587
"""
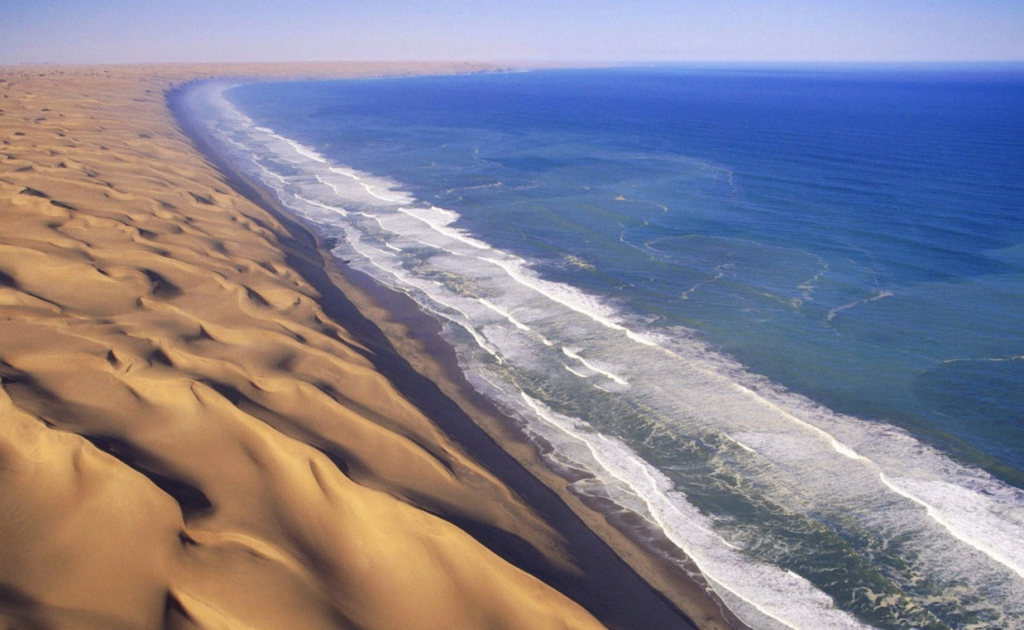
196,82,1024,630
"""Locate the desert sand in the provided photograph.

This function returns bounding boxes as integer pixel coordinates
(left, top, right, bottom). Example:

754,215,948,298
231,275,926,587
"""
0,63,740,630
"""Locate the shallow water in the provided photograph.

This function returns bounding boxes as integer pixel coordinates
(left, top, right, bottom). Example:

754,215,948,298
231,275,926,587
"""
192,67,1024,630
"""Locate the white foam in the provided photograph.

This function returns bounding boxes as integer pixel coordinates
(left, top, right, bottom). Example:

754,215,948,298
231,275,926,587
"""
562,347,629,386
564,365,590,378
191,83,1024,630
724,433,759,454
398,206,493,250
327,167,412,204
478,298,533,333
294,193,349,217
517,393,872,630
285,139,326,163
880,474,1024,580
826,290,894,322
480,256,662,348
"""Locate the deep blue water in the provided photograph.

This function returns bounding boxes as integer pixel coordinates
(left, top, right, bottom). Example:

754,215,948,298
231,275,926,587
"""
192,67,1024,630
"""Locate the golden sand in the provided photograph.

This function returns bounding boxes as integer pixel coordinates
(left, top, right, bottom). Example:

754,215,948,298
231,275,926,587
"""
0,63,741,630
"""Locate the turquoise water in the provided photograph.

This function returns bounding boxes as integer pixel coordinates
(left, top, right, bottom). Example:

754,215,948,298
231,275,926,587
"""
191,67,1024,630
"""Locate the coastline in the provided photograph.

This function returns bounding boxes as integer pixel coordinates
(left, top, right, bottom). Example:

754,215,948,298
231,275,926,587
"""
0,63,742,630
172,75,748,630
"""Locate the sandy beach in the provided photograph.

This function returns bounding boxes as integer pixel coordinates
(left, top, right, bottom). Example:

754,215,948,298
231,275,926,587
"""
0,63,741,630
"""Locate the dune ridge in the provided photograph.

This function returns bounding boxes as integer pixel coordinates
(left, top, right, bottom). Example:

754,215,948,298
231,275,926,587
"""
0,63,741,630
0,62,610,630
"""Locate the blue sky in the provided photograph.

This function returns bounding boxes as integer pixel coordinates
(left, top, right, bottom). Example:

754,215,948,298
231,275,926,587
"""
2,0,1023,64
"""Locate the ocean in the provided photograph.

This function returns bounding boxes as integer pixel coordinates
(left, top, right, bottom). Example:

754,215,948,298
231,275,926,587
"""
187,66,1024,630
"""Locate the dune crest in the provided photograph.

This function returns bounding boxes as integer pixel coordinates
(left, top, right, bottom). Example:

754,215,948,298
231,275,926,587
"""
0,64,606,630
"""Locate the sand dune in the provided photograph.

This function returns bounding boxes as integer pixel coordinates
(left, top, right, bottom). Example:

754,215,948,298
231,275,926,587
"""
0,64,739,630
0,63,606,630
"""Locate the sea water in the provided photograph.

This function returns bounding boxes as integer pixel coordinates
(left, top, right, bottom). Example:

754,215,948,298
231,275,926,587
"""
190,67,1024,630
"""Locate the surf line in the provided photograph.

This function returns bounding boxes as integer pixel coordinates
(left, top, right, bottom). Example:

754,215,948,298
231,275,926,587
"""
517,392,870,630
257,111,875,469
879,474,1024,580
562,348,629,387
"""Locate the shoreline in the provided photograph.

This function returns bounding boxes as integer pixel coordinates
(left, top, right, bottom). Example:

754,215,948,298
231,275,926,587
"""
172,75,745,630
0,62,743,630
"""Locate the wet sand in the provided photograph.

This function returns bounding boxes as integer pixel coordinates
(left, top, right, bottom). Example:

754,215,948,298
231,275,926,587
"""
0,62,743,630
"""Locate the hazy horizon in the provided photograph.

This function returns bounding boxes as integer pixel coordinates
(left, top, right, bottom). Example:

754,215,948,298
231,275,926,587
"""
3,0,1023,66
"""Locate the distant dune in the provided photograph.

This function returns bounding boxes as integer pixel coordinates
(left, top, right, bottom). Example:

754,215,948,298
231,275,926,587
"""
0,63,738,630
